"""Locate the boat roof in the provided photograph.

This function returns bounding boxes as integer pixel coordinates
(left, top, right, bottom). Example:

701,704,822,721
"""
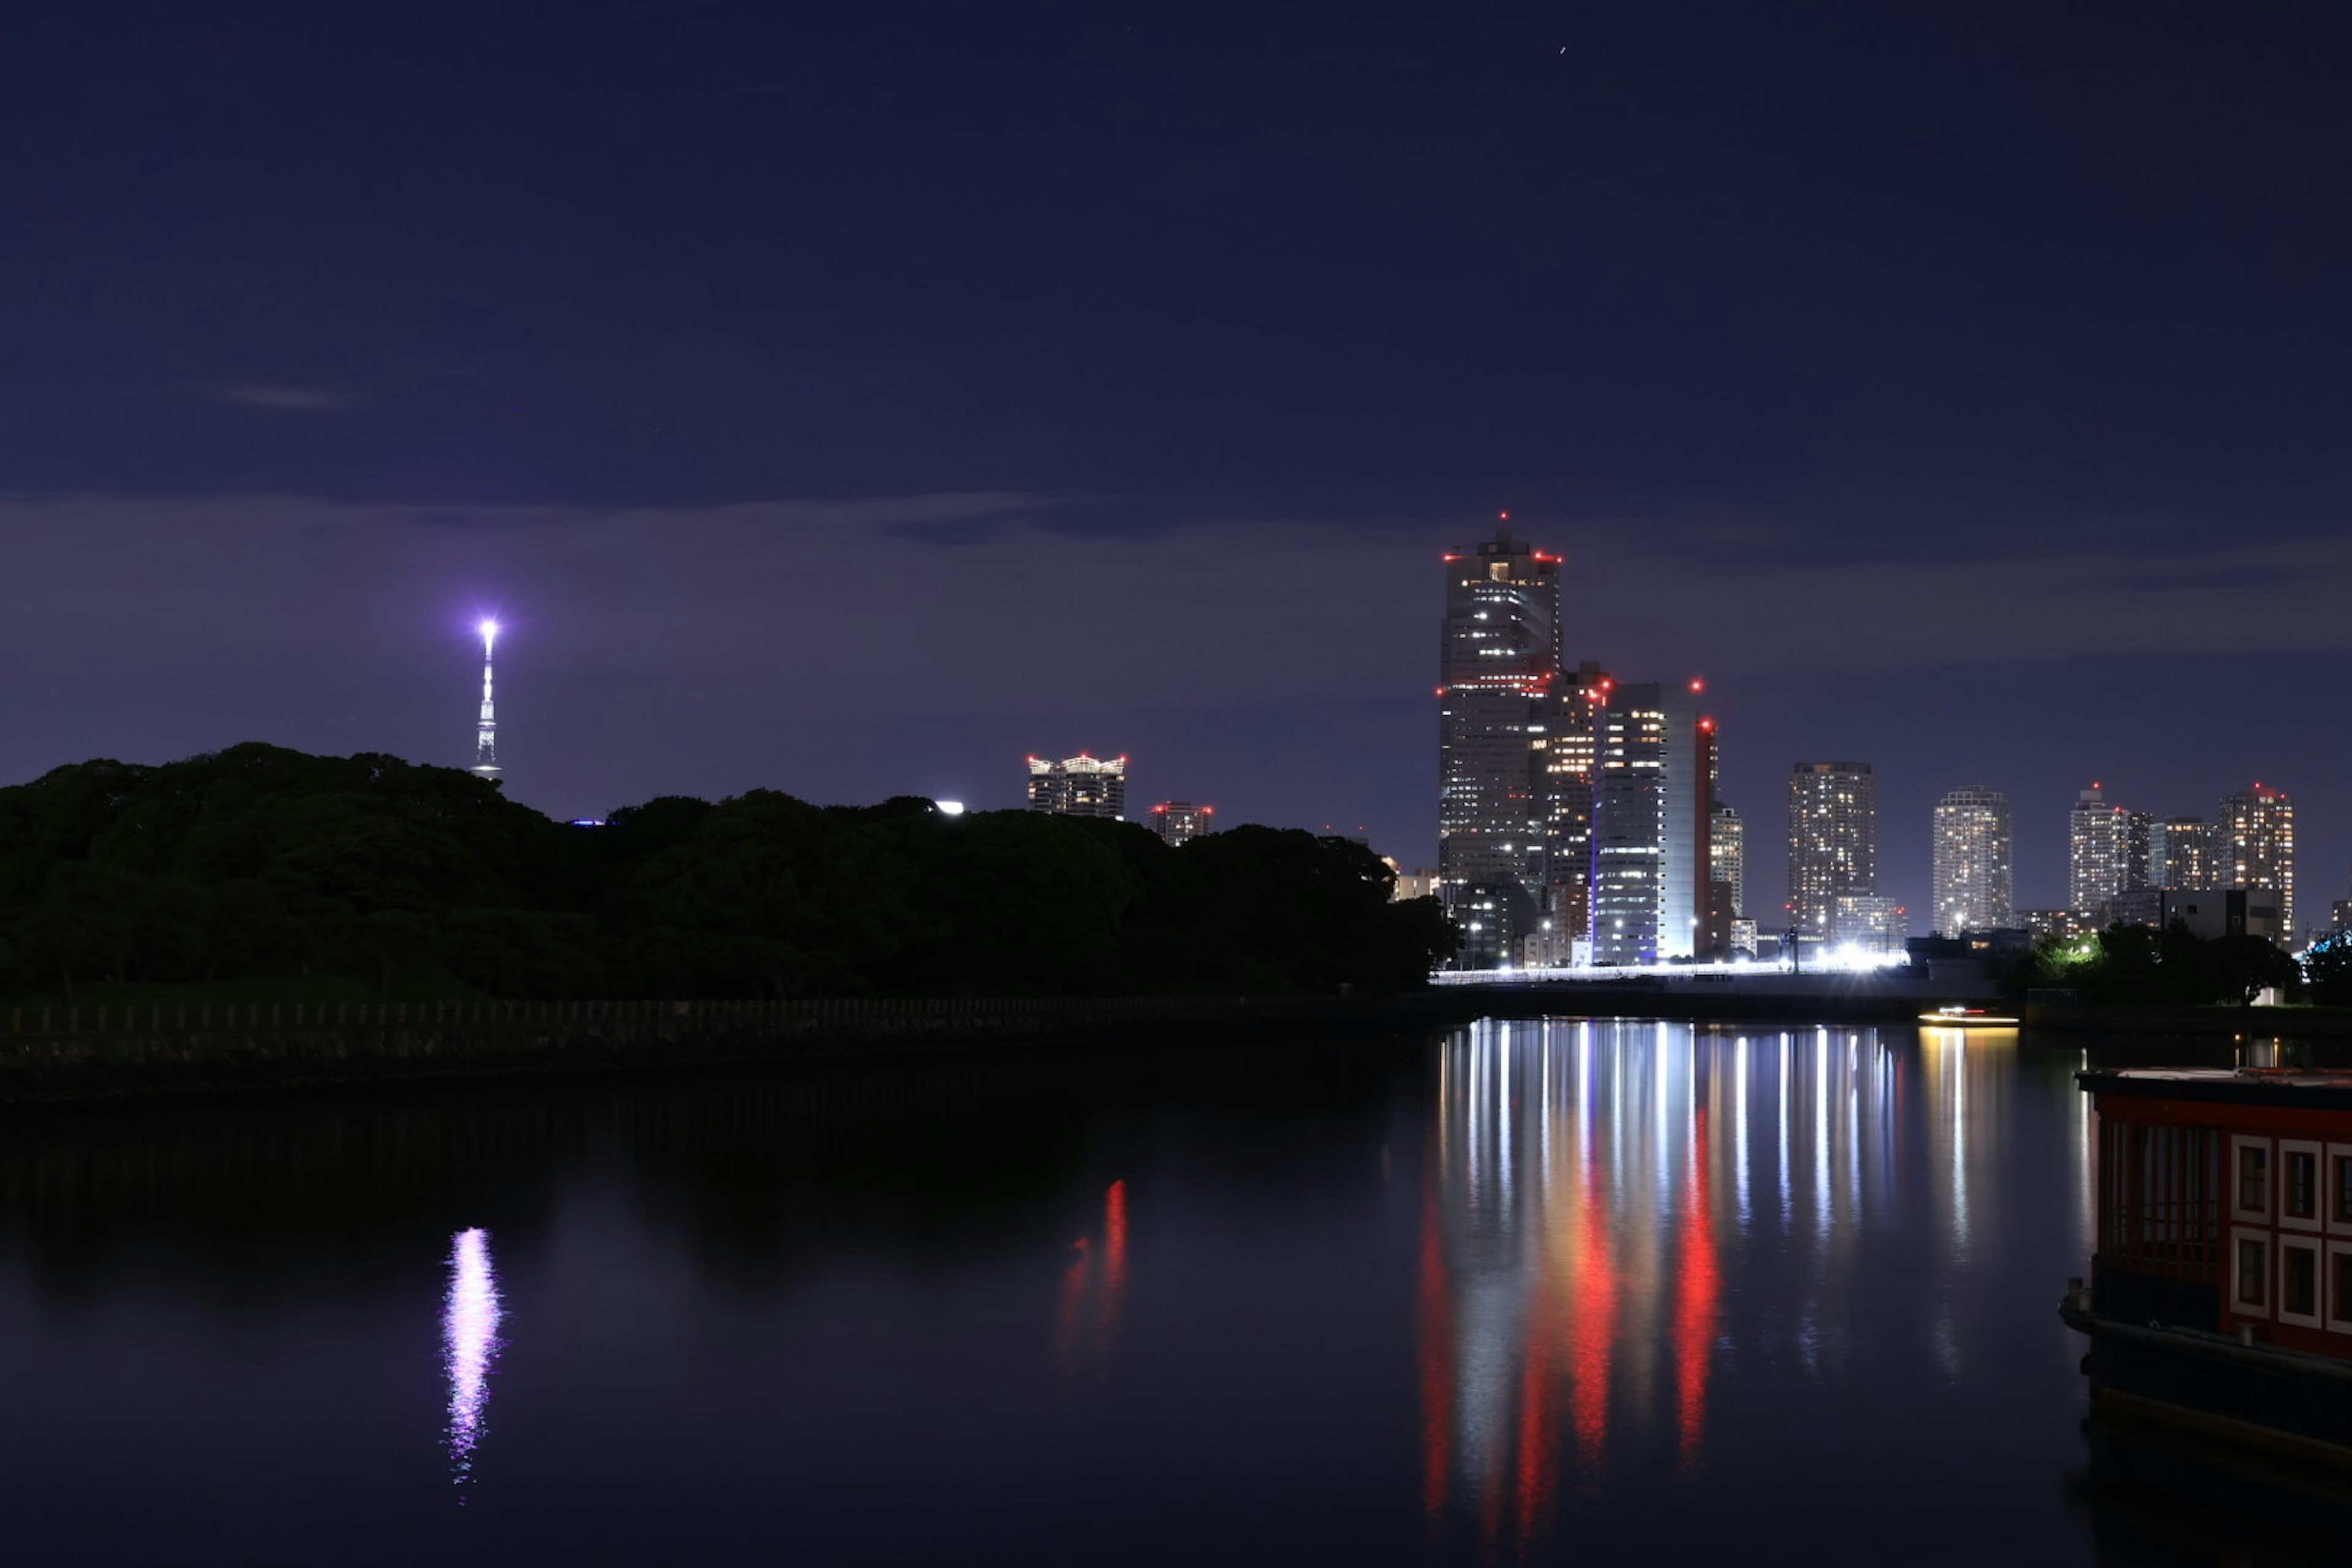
2079,1066,2352,1109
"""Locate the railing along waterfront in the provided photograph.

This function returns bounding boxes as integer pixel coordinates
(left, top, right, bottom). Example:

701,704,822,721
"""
0,994,1431,1101
0,995,1324,1037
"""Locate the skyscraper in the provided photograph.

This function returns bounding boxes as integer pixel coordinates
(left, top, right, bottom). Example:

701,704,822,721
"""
1027,754,1128,819
2218,783,2295,937
471,619,500,778
1437,528,1563,964
1787,762,1876,942
1930,785,2013,935
1589,681,1713,963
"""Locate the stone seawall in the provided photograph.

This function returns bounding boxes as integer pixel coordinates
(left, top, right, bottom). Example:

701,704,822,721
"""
0,995,1477,1106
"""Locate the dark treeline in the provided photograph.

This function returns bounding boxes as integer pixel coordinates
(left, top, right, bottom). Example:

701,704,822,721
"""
0,744,1455,1001
2026,922,2304,1008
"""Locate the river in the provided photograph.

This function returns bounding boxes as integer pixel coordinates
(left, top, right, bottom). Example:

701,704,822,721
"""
1,1018,2342,1565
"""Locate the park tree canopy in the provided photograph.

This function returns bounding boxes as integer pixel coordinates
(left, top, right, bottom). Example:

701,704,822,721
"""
0,744,1456,1001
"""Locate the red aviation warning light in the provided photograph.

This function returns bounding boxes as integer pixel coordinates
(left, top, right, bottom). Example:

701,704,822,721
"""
1690,677,1705,693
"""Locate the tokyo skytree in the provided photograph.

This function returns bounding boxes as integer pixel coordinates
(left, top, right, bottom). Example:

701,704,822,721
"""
472,619,500,777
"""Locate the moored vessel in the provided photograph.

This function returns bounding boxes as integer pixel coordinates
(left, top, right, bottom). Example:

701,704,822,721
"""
2065,1066,2352,1466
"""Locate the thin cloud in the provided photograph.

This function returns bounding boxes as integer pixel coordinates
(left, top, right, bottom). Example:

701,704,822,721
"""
203,383,371,413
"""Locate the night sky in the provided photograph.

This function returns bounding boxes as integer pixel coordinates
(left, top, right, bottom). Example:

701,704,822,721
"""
7,2,2350,927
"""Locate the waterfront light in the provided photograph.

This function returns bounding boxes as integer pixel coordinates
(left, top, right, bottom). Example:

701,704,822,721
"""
443,1227,504,1495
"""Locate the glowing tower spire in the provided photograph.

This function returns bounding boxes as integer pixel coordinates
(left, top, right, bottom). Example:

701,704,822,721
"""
472,619,500,777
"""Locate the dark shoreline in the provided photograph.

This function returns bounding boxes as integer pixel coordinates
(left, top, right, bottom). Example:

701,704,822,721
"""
0,994,1488,1109
9,987,2347,1109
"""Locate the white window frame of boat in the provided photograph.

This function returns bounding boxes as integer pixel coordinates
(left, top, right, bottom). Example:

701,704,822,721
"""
2326,1144,2352,1236
2278,1235,2324,1328
2233,1136,2274,1224
2231,1226,2271,1317
2280,1139,2324,1232
2326,1240,2352,1334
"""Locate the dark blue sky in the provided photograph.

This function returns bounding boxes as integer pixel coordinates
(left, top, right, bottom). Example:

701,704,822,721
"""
5,1,2349,925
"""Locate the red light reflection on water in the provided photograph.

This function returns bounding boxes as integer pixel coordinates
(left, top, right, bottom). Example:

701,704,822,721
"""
1421,1031,1738,1552
1099,1180,1129,1351
1675,1107,1719,1465
1417,1180,1453,1524
1055,1182,1130,1374
1568,1128,1618,1473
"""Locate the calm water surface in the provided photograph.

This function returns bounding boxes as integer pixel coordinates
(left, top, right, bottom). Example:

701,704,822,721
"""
4,1019,2345,1566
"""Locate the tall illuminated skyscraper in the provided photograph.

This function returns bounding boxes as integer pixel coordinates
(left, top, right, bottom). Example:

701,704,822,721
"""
1437,527,1563,965
2218,783,2295,937
1787,762,1876,941
1589,681,1713,963
472,619,500,778
1930,785,2013,935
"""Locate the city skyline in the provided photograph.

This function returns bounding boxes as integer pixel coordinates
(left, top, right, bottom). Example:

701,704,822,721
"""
7,3,2351,943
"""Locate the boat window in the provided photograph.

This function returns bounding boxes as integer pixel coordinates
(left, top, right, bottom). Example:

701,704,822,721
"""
2238,1142,2270,1217
2332,1246,2352,1332
2283,1242,2320,1323
2237,1237,2268,1308
2336,1156,2352,1226
2286,1148,2319,1223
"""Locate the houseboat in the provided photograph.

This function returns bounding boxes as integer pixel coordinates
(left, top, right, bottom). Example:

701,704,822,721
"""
2065,1066,2352,1466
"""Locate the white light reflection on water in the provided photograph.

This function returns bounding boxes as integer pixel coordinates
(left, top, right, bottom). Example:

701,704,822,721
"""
443,1227,504,1496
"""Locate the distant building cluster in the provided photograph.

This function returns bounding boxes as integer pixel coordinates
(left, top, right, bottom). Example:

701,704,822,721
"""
1436,529,1747,968
1931,778,2300,949
1025,757,1235,854
1430,525,2322,971
2052,779,2296,943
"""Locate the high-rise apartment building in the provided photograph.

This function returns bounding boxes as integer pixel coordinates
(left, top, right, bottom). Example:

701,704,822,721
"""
2068,783,2149,919
1931,785,2014,936
1589,682,1713,963
2218,783,2295,937
1148,801,1213,845
2149,816,2217,891
1437,529,1564,965
1788,763,1877,942
1027,754,1128,819
1711,800,1746,921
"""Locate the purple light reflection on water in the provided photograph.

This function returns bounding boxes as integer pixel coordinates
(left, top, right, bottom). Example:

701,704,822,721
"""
442,1227,503,1496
